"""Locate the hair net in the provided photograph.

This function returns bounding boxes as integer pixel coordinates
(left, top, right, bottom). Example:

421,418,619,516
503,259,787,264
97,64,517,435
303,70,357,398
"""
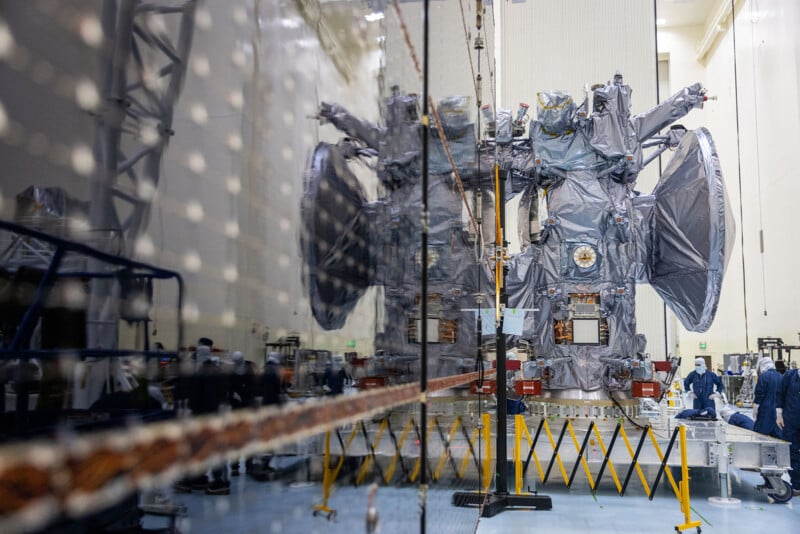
506,352,517,360
267,352,280,364
232,351,243,363
694,357,706,368
758,357,775,373
719,405,734,420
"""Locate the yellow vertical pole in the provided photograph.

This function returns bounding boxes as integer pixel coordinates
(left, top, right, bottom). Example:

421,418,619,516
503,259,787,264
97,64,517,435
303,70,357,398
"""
482,412,492,492
514,414,523,494
675,424,701,532
314,431,335,515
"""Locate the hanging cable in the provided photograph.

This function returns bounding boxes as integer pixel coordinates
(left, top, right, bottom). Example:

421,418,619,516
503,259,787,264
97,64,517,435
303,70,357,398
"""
729,0,751,351
483,1,497,113
747,1,768,317
458,0,479,101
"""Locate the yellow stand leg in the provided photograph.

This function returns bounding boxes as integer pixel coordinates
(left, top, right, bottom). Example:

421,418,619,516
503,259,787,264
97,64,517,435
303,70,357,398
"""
313,431,337,519
675,425,702,533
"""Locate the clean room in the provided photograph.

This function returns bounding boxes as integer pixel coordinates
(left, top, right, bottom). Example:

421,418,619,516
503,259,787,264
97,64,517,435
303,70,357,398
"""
0,1,799,532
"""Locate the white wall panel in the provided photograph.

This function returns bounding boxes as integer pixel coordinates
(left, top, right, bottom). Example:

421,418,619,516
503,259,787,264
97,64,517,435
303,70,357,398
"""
658,0,800,374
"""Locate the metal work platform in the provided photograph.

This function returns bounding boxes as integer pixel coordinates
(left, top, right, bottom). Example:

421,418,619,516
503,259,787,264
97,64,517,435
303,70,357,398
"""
316,402,792,503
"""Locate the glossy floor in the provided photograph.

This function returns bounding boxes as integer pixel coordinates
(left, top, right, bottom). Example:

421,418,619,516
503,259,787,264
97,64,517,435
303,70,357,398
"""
143,465,798,533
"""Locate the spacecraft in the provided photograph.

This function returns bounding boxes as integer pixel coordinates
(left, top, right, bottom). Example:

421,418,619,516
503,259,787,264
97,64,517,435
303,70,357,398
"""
301,73,735,400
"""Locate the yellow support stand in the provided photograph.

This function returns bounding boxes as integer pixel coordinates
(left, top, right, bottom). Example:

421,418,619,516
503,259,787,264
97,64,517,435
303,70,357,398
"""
384,419,414,483
514,415,523,494
482,412,492,492
591,424,622,493
356,419,389,485
513,414,545,494
618,425,651,495
314,427,358,519
674,424,702,533
567,421,595,490
647,426,681,498
457,426,480,479
541,419,570,485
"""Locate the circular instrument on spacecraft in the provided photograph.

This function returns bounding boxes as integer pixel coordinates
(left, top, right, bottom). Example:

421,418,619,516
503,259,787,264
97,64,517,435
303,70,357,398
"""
572,245,597,269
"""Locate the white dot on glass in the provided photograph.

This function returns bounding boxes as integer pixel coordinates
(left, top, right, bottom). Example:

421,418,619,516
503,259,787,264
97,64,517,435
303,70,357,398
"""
182,302,200,323
137,178,156,200
233,7,247,26
283,76,295,92
71,144,95,176
185,201,204,222
78,15,103,47
195,8,213,30
224,221,240,238
187,151,206,173
134,235,155,257
140,123,159,146
228,90,244,110
227,134,243,152
192,56,210,78
277,292,289,304
280,183,291,196
67,217,90,234
282,111,294,126
0,100,9,136
223,265,238,283
63,282,87,310
190,102,208,124
281,146,294,160
302,132,314,146
270,519,283,533
221,309,236,327
231,49,246,68
279,218,290,231
278,255,290,269
184,251,202,272
75,79,100,111
0,18,15,60
226,176,241,195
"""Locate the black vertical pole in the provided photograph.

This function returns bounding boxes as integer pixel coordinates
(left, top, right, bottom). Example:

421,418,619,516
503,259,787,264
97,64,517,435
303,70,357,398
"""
495,167,508,494
420,0,430,532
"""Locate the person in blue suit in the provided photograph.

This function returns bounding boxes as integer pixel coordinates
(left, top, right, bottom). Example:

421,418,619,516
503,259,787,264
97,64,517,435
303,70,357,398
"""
777,366,800,495
720,405,754,431
753,357,783,439
684,357,723,410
